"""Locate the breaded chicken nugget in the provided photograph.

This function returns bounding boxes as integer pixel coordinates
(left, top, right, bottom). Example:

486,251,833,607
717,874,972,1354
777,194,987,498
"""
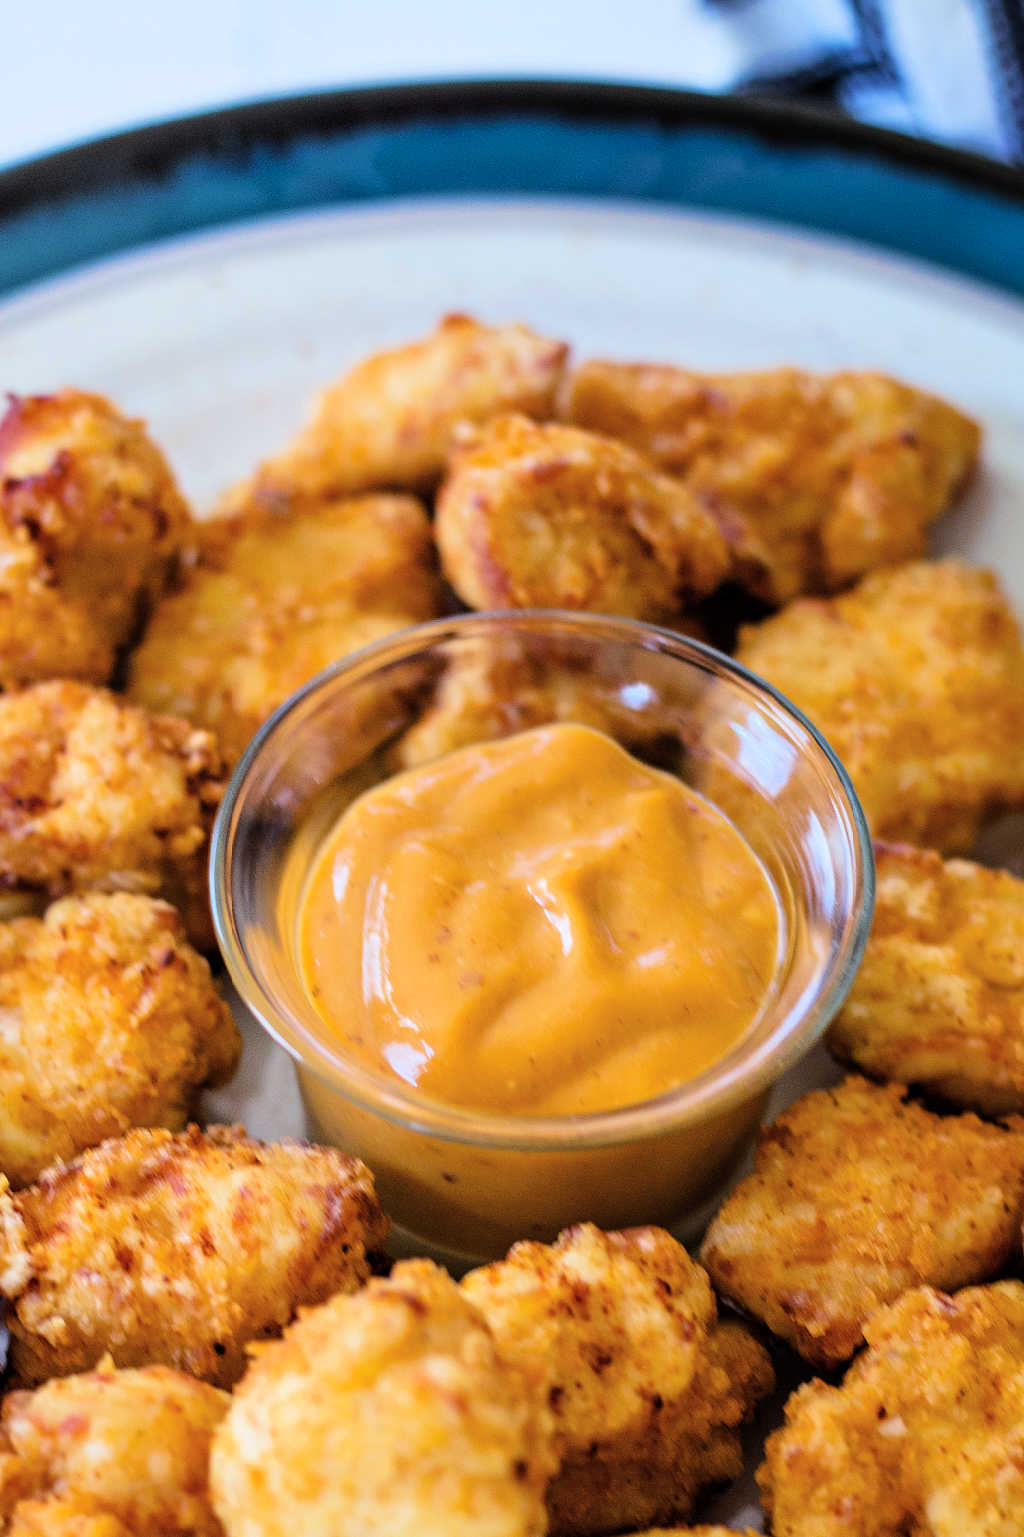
434,414,730,620
127,492,442,763
0,1358,227,1536
210,1259,555,1537
0,390,191,686
735,560,1024,852
701,1075,1024,1367
829,844,1024,1114
0,681,226,947
0,1124,388,1388
566,362,979,604
545,1318,774,1537
0,892,239,1187
392,631,700,769
759,1281,1024,1537
220,313,568,511
462,1224,773,1535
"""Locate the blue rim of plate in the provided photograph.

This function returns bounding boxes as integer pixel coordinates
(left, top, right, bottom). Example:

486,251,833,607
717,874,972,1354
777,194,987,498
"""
1,79,1023,301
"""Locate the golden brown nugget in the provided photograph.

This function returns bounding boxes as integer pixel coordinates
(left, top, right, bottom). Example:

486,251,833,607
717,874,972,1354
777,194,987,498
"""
759,1281,1024,1537
566,361,979,604
0,681,226,948
0,1359,227,1536
0,390,191,687
434,414,730,620
701,1075,1024,1367
210,1259,555,1537
735,560,1024,852
462,1224,773,1535
127,492,443,764
544,1318,773,1537
0,892,239,1187
830,844,1024,1114
392,630,702,769
220,313,568,510
0,1124,389,1389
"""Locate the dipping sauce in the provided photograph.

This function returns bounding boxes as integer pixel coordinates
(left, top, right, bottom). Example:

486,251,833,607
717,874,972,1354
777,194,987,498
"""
297,723,780,1117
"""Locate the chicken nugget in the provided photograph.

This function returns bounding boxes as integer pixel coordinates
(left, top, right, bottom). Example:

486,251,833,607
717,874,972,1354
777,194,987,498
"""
434,414,730,620
127,492,442,763
829,844,1024,1114
759,1280,1024,1537
0,390,191,687
0,1358,227,1536
0,892,239,1187
392,630,701,770
735,560,1024,852
462,1224,773,1535
210,1258,555,1537
701,1075,1024,1367
0,1124,388,1388
566,361,979,604
0,681,226,947
544,1318,774,1537
220,313,567,510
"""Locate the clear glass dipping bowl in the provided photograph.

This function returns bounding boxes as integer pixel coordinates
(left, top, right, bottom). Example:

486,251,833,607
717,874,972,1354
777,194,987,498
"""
211,611,874,1263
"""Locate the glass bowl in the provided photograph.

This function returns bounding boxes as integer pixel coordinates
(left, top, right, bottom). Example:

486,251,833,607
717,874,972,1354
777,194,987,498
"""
211,611,874,1263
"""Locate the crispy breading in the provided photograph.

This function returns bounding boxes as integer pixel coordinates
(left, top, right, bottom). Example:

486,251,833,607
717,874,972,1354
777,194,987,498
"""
0,1358,227,1537
829,843,1024,1114
759,1281,1024,1536
701,1075,1024,1367
0,1124,389,1388
734,560,1024,851
0,681,226,947
0,892,239,1187
392,631,701,770
210,1258,555,1537
434,414,730,620
565,361,979,604
545,1318,774,1537
0,390,191,686
462,1224,773,1535
7,1502,132,1536
127,492,443,763
219,314,568,511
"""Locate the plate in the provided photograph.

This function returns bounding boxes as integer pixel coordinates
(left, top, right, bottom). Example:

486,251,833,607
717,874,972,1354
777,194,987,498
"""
3,81,1024,1531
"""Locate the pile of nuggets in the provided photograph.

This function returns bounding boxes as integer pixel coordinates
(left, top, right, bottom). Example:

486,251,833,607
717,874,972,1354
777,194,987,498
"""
1,312,1024,1535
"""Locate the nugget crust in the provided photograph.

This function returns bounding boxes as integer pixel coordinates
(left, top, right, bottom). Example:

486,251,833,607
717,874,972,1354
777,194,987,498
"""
701,1075,1024,1367
210,1259,555,1537
545,1318,774,1537
128,493,442,763
759,1281,1024,1536
0,390,190,686
830,844,1024,1114
735,560,1024,851
0,1359,227,1536
566,362,979,603
392,633,698,769
0,1124,388,1388
220,313,568,509
0,681,226,946
462,1224,772,1536
435,414,730,619
0,892,239,1187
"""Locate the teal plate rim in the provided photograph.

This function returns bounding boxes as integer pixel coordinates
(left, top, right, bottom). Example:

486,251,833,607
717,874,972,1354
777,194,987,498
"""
1,79,1023,300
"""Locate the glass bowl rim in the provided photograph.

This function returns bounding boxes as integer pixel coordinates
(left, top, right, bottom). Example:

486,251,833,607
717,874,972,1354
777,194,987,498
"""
211,608,876,1151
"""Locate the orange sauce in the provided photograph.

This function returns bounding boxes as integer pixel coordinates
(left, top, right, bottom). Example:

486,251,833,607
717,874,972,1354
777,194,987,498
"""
297,723,780,1116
